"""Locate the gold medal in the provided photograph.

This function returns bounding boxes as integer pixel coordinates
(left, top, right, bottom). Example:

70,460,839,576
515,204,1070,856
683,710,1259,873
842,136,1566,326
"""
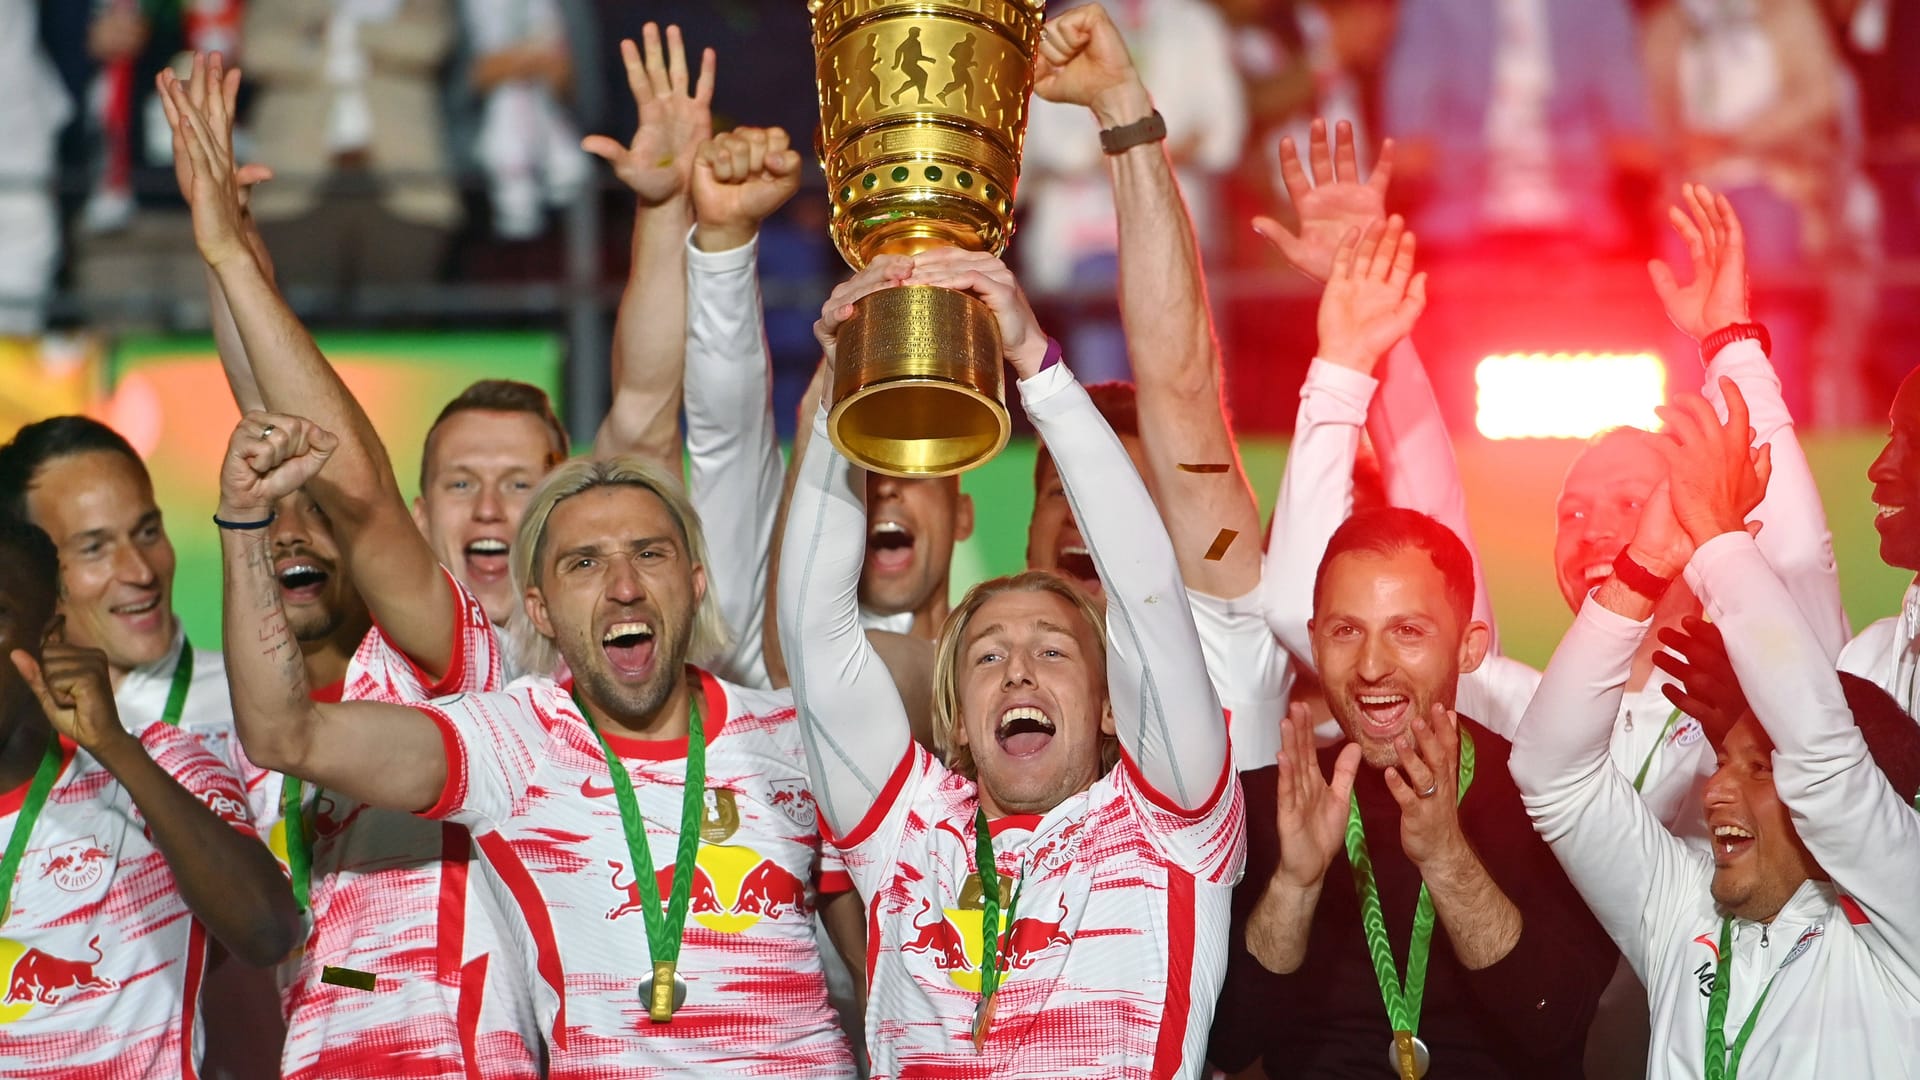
1388,1031,1430,1079
646,961,687,1023
971,993,998,1052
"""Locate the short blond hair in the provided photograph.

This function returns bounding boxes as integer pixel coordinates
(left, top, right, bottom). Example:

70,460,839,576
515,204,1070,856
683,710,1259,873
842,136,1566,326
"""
930,571,1116,779
507,456,731,678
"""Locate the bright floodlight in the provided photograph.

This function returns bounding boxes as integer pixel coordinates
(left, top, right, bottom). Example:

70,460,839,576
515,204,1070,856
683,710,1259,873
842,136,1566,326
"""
1474,352,1666,440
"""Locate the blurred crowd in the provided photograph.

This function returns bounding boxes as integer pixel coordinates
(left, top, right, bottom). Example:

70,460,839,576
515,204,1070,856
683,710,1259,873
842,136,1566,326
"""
6,0,1919,424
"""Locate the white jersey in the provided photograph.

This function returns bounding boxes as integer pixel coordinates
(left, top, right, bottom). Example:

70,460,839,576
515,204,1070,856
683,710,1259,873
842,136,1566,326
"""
413,669,855,1077
1839,582,1920,719
114,623,239,776
0,722,254,1078
841,746,1242,1078
1514,534,1920,1080
1188,585,1290,772
246,571,539,1080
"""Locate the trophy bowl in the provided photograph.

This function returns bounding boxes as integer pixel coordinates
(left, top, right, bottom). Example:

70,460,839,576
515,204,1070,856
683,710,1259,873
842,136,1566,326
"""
810,0,1046,477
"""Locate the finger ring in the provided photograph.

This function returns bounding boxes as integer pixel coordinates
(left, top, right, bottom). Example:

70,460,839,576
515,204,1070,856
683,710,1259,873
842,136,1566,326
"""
1418,783,1438,799
259,424,276,437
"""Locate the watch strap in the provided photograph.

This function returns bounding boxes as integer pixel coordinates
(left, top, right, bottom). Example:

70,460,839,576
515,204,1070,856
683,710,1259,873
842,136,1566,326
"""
1612,548,1676,602
1099,109,1167,155
1701,322,1770,363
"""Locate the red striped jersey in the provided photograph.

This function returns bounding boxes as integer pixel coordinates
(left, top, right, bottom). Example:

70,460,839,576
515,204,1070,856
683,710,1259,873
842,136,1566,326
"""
839,745,1245,1079
412,667,856,1078
245,570,541,1080
0,723,253,1078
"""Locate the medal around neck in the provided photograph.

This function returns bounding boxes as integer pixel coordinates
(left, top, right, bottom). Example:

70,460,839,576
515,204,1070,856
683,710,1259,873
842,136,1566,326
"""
646,961,689,1022
1390,1031,1431,1079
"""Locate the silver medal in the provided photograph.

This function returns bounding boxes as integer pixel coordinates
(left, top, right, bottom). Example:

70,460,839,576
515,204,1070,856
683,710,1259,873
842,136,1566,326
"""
1386,1035,1430,1078
639,975,689,1010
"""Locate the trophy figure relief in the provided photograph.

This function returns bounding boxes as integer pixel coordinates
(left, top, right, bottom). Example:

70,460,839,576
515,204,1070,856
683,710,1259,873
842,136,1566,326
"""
810,0,1047,478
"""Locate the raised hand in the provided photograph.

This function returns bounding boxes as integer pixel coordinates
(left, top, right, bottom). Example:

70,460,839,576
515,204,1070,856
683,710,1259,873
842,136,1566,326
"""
814,256,916,368
582,24,715,206
1254,119,1395,284
1034,3,1149,126
11,632,128,753
158,53,263,270
1624,475,1696,582
158,54,277,280
691,126,804,252
1647,182,1751,344
1314,215,1427,375
1652,615,1751,744
1382,704,1471,868
903,248,1050,377
1652,379,1772,547
1273,703,1361,890
218,412,340,521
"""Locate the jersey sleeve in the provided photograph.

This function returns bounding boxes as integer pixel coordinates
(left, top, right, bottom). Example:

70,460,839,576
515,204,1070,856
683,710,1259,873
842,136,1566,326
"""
1187,585,1292,772
348,569,503,703
1703,338,1849,659
684,234,785,691
1508,595,1705,978
1116,748,1245,884
828,744,943,904
413,689,553,832
1022,361,1228,811
1261,358,1374,668
817,837,853,897
140,722,256,836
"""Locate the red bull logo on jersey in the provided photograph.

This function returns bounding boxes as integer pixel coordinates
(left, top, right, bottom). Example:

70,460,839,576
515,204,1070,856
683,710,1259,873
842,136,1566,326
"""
606,845,812,933
909,875,1076,991
41,837,111,893
1,936,118,1011
767,778,817,830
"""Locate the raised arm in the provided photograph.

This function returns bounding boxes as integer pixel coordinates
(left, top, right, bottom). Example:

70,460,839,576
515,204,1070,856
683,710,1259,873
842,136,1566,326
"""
215,415,450,815
1509,482,1703,976
775,264,929,837
909,248,1225,804
585,24,715,471
1255,120,1494,646
1651,183,1848,657
163,57,459,679
1261,217,1428,666
1033,3,1260,596
681,126,803,688
9,644,301,967
1659,387,1920,976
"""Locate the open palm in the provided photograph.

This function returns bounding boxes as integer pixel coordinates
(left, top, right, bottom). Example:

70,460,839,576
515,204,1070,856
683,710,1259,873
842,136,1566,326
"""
1315,216,1427,375
1255,119,1394,284
1647,183,1750,343
583,24,715,206
1273,705,1359,890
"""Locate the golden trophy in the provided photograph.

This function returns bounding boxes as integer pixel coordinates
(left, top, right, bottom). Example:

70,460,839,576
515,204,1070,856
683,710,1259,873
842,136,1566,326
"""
810,0,1046,477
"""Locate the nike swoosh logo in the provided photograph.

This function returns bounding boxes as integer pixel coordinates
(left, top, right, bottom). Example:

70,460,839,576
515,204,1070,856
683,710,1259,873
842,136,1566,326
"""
580,777,617,799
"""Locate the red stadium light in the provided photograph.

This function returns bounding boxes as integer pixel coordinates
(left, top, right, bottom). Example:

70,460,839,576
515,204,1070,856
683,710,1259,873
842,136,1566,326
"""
1474,352,1667,440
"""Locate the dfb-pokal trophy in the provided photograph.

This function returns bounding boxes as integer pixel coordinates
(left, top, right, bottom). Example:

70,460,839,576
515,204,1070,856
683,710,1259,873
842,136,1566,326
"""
810,0,1046,477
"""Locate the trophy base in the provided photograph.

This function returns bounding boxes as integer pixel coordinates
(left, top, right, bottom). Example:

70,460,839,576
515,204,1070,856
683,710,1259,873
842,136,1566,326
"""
828,285,1010,478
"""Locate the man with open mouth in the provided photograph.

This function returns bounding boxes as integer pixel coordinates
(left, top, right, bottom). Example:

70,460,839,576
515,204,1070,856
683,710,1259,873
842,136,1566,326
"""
166,53,539,1080
779,237,1243,1077
1839,362,1920,716
1514,379,1920,1079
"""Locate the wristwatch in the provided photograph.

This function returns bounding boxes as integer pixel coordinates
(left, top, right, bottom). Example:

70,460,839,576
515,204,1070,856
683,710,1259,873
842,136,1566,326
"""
1611,548,1675,602
1099,110,1167,155
1701,322,1770,363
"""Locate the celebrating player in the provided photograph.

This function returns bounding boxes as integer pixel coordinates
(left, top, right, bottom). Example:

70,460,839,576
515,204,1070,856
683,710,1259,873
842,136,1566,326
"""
779,246,1243,1076
164,53,540,1078
1513,383,1920,1076
0,514,299,1077
215,405,865,1072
